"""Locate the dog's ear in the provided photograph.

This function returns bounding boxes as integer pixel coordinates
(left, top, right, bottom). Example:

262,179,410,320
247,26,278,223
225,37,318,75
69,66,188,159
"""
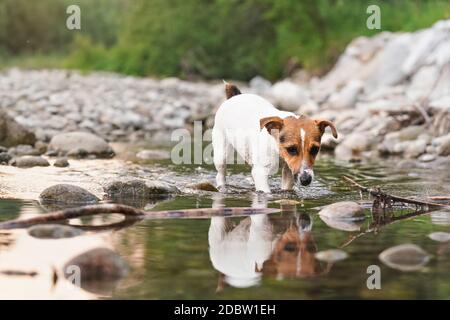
314,119,338,139
260,116,284,135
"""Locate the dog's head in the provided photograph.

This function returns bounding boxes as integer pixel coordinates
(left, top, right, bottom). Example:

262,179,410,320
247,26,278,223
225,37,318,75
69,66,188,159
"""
260,115,337,186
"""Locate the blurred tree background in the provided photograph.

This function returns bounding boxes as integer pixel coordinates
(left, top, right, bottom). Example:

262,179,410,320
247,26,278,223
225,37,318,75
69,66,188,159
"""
0,0,449,80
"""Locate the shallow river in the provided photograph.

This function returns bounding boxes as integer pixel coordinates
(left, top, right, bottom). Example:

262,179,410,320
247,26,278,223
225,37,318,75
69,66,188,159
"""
0,151,449,299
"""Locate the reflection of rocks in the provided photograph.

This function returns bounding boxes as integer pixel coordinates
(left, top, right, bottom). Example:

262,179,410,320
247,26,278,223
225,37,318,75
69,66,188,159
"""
379,244,430,272
48,132,115,159
28,224,84,239
63,248,129,296
39,184,99,206
10,156,50,168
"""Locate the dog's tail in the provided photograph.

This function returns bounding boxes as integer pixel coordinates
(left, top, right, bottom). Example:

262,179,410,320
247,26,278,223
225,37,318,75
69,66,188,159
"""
223,80,241,99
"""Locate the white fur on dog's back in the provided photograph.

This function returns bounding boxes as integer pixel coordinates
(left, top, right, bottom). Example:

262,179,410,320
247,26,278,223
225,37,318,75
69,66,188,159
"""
215,94,294,131
213,94,294,169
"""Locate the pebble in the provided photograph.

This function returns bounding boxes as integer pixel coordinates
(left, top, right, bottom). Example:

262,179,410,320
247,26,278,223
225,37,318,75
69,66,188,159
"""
379,244,430,271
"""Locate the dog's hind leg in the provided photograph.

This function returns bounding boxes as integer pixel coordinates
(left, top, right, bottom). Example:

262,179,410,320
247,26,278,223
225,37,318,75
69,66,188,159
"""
212,128,231,190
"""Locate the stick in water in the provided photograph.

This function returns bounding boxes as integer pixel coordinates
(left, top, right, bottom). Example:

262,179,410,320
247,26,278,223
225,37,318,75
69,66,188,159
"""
0,203,280,230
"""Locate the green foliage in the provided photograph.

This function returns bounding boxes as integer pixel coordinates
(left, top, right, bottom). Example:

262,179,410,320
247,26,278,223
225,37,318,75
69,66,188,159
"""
1,0,450,80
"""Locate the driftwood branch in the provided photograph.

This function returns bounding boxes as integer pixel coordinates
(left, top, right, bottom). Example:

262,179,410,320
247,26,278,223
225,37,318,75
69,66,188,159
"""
341,176,449,248
0,203,280,230
342,176,447,209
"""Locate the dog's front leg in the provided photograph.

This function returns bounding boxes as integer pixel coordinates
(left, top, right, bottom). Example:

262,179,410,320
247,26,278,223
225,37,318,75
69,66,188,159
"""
281,162,294,190
252,165,271,193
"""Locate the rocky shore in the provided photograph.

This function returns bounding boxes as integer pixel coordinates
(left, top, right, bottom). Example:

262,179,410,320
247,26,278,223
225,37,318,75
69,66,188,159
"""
0,20,449,193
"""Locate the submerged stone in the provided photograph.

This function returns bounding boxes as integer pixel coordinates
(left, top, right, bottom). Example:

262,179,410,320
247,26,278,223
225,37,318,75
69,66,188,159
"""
428,232,450,242
319,215,364,232
379,244,430,271
315,249,348,263
318,201,365,220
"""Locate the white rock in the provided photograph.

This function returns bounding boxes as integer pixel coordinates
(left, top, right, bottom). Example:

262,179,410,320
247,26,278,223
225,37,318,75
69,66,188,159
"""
271,80,308,111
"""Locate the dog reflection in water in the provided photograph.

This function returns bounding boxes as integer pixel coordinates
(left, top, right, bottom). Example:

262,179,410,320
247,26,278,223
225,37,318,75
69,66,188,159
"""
208,194,330,291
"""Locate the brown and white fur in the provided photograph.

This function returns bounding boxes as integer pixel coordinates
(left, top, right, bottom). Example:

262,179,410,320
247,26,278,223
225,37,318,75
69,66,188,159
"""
212,83,338,193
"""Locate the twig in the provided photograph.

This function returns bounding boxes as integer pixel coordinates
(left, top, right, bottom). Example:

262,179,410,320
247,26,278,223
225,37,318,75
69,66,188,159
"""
0,203,279,230
342,176,446,208
428,196,450,201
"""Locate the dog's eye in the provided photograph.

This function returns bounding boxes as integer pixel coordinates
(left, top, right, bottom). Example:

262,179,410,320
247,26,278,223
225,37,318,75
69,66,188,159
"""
286,146,298,156
310,145,320,156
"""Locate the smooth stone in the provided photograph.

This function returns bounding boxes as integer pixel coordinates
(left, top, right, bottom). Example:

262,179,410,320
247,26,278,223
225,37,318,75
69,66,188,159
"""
53,157,69,167
28,224,84,239
48,132,115,158
39,184,99,205
418,154,436,162
136,149,170,160
34,141,48,154
186,181,219,192
428,232,450,242
0,110,36,147
0,152,12,164
10,156,50,168
379,244,430,271
315,249,348,263
8,144,40,156
319,201,365,220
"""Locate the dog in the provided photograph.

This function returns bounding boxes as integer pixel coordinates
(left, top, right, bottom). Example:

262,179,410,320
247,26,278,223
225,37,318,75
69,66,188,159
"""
212,82,338,193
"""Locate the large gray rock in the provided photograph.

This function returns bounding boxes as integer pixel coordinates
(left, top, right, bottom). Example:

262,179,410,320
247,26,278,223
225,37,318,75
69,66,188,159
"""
39,184,99,205
10,155,50,168
48,132,114,158
271,80,308,111
319,201,365,220
0,111,36,147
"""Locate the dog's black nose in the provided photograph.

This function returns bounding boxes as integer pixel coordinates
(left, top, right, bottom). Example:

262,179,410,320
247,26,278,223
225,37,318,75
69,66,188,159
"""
299,173,312,186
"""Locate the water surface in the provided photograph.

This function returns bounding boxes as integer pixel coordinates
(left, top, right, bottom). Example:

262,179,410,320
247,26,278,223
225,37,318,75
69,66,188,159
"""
0,154,449,299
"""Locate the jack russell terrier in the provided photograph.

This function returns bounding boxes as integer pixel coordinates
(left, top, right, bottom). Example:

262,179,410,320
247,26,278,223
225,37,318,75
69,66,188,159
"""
212,82,338,193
